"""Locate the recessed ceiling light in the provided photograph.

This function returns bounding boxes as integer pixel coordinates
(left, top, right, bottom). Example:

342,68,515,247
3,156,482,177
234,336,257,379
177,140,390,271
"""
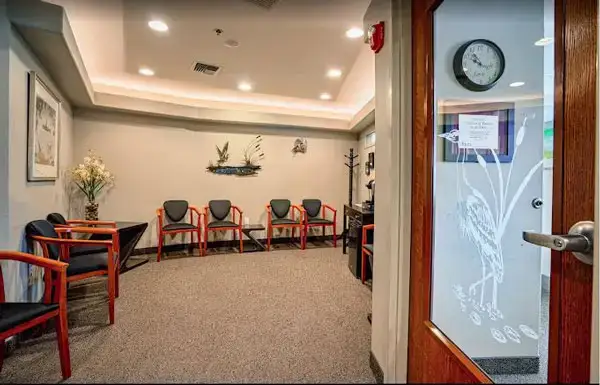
148,20,169,32
320,93,332,100
345,27,364,39
534,37,553,46
238,82,253,91
509,81,525,87
327,68,343,78
139,67,155,76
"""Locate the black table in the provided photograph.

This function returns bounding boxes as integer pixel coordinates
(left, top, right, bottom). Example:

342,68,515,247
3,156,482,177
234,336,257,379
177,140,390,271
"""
241,224,266,252
343,205,374,279
88,221,148,273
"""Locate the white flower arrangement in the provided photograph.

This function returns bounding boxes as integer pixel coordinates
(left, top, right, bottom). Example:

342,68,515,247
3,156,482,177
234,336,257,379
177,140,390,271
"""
71,150,114,203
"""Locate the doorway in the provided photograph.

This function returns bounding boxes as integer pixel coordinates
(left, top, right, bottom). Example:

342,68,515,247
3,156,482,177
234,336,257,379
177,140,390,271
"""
407,0,596,383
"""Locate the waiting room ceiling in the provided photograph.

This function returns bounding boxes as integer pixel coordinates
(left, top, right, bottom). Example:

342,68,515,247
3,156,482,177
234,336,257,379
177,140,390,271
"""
122,0,370,101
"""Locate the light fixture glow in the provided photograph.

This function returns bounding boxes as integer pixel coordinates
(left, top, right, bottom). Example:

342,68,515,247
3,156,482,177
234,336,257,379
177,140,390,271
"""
345,27,364,39
534,37,553,46
148,20,169,32
327,68,343,78
320,93,332,100
138,67,155,76
238,82,253,91
509,81,525,87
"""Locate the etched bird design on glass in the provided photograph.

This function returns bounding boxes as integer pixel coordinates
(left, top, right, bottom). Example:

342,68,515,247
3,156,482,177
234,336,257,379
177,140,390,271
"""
440,114,543,343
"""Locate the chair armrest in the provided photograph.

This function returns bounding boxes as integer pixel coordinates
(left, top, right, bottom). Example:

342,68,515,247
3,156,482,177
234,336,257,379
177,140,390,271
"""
322,204,337,213
189,206,204,228
67,220,116,228
291,205,304,222
0,251,68,272
232,206,243,226
266,205,272,224
56,227,117,235
31,235,113,247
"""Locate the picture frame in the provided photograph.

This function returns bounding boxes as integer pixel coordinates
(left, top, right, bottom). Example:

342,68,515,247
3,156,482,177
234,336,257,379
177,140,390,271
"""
441,106,515,163
27,71,61,181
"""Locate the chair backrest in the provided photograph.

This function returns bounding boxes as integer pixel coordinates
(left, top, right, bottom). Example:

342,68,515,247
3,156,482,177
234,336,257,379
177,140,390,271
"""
270,199,291,219
163,200,189,222
46,213,67,225
25,220,60,260
209,200,231,220
302,199,322,218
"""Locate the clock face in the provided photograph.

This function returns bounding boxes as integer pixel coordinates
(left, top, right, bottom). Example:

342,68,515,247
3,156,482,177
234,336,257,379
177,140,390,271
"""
453,40,505,92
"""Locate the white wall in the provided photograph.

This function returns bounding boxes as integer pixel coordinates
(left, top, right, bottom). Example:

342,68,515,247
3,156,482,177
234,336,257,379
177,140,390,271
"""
73,110,357,248
0,22,74,302
0,3,11,254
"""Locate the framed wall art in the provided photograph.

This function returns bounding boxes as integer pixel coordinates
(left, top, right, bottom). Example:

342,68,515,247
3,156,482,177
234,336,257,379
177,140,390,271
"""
27,71,61,181
440,105,515,163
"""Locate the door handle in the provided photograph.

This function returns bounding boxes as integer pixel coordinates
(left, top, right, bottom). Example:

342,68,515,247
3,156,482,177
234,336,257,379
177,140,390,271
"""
522,221,594,265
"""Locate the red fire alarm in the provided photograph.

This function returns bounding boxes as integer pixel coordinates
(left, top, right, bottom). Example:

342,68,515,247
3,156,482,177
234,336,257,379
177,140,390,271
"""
368,21,385,54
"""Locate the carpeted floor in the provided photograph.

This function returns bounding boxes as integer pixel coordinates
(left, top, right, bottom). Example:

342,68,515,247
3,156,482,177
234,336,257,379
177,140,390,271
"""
1,247,374,383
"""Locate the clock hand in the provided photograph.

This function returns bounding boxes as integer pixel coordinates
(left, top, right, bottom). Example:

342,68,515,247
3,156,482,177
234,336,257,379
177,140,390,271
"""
471,53,484,66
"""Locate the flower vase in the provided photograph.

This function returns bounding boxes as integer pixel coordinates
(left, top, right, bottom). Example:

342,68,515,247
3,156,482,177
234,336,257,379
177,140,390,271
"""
85,201,99,221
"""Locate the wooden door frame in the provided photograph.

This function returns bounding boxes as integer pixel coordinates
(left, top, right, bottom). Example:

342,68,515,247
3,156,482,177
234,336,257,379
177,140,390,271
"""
407,0,596,383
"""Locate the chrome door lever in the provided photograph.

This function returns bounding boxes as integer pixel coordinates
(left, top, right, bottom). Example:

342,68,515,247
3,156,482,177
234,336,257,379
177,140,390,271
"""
523,221,594,265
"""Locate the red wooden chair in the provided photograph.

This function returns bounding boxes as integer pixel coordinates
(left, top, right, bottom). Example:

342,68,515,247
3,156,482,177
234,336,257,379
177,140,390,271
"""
47,212,116,257
301,199,337,248
26,220,119,324
0,251,71,379
361,224,375,284
156,200,203,262
266,199,305,250
204,200,243,254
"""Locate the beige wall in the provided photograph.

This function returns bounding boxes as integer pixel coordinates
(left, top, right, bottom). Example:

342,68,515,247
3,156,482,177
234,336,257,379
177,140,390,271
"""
73,110,357,248
0,5,10,252
357,124,375,204
0,25,74,302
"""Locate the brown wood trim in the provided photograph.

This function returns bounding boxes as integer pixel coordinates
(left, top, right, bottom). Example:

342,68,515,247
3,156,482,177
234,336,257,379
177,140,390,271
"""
423,321,492,383
550,0,597,383
548,0,565,382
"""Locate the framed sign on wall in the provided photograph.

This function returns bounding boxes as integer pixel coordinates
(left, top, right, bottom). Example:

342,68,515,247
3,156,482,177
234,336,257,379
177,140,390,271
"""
439,105,515,163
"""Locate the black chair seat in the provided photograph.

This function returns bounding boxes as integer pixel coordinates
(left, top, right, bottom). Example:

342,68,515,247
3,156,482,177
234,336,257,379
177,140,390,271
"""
163,223,197,231
70,244,108,258
271,218,301,226
0,303,59,333
68,253,108,276
207,220,239,229
363,244,374,254
307,218,334,225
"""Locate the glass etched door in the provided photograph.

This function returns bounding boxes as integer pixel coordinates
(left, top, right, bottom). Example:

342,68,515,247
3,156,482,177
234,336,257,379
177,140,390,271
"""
430,0,554,382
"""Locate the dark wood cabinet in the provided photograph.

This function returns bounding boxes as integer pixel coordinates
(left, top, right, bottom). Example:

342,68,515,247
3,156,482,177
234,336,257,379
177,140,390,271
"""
343,205,374,279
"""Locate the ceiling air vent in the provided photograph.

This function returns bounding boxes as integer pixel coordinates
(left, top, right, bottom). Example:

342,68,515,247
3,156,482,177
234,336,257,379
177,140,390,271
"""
192,62,221,76
244,0,280,10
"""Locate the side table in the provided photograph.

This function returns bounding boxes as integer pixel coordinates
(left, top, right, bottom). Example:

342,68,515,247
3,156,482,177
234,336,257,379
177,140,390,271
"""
241,224,266,252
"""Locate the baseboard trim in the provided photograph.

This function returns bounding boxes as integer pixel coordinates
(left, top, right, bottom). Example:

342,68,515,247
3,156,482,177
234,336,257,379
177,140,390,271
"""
473,356,540,375
369,351,384,384
132,235,335,256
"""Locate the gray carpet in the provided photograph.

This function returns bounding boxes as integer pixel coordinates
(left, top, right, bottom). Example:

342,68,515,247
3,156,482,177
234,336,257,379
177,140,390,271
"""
1,248,375,383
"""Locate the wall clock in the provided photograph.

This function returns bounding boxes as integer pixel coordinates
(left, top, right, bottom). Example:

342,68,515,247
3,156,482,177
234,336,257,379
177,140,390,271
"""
453,39,505,92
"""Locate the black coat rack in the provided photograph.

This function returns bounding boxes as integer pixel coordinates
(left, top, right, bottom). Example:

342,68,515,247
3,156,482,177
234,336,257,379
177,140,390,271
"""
344,148,359,206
